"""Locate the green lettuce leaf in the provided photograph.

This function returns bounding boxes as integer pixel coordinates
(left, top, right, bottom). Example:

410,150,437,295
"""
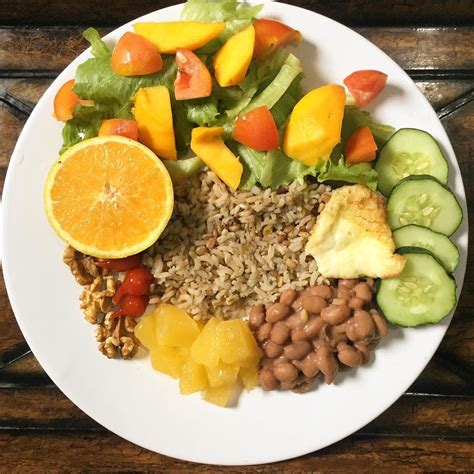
183,96,220,126
270,73,303,128
230,141,266,190
171,99,193,153
318,156,378,190
82,27,111,59
163,156,205,182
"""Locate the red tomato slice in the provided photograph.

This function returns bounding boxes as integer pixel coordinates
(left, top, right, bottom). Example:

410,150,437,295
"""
232,106,280,151
343,70,388,107
253,19,302,60
98,118,139,140
344,126,378,164
111,32,163,76
53,79,94,122
174,48,212,101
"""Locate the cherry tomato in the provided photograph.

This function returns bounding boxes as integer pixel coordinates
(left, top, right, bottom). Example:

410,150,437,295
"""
53,79,94,122
111,32,163,76
344,126,378,164
112,294,149,319
95,253,142,272
113,267,154,304
253,19,302,60
343,70,388,108
174,48,212,101
98,118,139,140
232,106,280,151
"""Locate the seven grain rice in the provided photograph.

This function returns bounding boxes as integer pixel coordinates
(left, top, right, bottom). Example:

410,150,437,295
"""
143,171,331,319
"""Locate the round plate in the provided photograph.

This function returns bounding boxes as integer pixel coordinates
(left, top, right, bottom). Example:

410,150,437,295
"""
1,1,468,466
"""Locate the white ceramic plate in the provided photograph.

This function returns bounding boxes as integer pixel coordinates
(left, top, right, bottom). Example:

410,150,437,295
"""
1,1,468,466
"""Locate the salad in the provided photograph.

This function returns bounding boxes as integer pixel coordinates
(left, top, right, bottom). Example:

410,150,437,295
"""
44,0,462,406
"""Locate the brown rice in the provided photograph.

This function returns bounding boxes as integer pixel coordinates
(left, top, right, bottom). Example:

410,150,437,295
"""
143,171,331,319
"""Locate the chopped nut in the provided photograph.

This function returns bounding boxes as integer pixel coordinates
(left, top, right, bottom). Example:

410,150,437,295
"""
95,325,107,342
124,317,137,333
63,246,97,286
120,337,135,359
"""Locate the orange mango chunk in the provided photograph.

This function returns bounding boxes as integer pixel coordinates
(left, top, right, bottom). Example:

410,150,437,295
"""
134,22,226,54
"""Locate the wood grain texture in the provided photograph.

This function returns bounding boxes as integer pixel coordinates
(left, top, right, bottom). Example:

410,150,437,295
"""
0,431,471,471
0,27,473,73
0,0,473,26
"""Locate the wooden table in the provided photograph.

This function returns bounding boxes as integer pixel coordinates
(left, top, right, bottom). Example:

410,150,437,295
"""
1,1,473,471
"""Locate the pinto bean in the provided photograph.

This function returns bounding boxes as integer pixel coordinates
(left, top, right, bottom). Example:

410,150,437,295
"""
280,289,298,306
337,288,353,300
284,341,312,360
301,294,328,314
292,377,316,393
354,342,370,364
287,312,307,330
316,346,338,384
270,322,290,345
303,316,324,339
370,309,389,337
256,322,273,342
353,282,372,303
249,303,265,330
346,310,376,342
274,363,298,383
320,304,351,325
259,369,278,390
337,343,363,367
266,302,291,323
300,351,320,377
307,285,333,300
338,279,358,290
348,297,365,310
291,297,304,312
264,341,283,358
291,328,308,342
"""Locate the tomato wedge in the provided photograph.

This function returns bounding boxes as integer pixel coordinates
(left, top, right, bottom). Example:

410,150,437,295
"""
344,126,378,164
111,32,163,76
98,119,139,140
174,48,212,100
232,106,279,151
253,19,302,60
343,70,388,107
53,79,94,122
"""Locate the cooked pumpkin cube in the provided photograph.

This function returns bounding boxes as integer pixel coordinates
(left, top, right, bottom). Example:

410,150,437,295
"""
216,320,261,365
179,359,208,395
206,362,240,388
202,384,234,407
190,317,221,368
150,346,185,379
156,304,200,348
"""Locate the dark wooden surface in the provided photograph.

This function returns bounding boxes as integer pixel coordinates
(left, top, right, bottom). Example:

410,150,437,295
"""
0,1,473,471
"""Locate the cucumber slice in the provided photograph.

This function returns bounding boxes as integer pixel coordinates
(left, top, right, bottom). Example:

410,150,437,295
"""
376,248,457,327
375,128,449,196
387,176,462,236
393,224,460,272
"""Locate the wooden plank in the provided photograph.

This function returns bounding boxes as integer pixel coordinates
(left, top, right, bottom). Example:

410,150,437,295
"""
0,0,473,27
1,386,472,437
0,102,23,169
0,27,473,73
0,431,471,471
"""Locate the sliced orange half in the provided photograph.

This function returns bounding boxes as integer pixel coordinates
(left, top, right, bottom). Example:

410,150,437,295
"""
44,135,174,258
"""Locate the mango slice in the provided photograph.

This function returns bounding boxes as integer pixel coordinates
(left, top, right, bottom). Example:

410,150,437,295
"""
283,84,346,166
190,127,243,190
214,24,255,87
206,362,240,388
202,384,234,407
180,359,208,395
133,86,177,160
156,304,200,348
239,365,259,390
190,317,221,368
134,21,226,54
150,346,185,379
216,320,261,366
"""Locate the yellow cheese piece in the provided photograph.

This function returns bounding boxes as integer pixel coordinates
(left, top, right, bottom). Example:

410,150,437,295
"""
305,184,406,279
133,86,177,160
284,84,345,166
134,21,226,53
214,24,255,87
190,127,243,190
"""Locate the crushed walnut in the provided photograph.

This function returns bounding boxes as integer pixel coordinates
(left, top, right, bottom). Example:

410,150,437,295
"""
63,246,148,359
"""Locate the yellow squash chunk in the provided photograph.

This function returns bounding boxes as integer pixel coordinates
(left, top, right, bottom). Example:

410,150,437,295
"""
156,304,199,348
134,21,226,54
150,345,185,379
283,84,345,166
134,312,158,350
239,365,259,390
133,86,177,160
190,317,221,368
214,24,255,87
216,320,261,366
179,359,208,395
206,362,240,388
202,384,234,407
191,127,243,190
